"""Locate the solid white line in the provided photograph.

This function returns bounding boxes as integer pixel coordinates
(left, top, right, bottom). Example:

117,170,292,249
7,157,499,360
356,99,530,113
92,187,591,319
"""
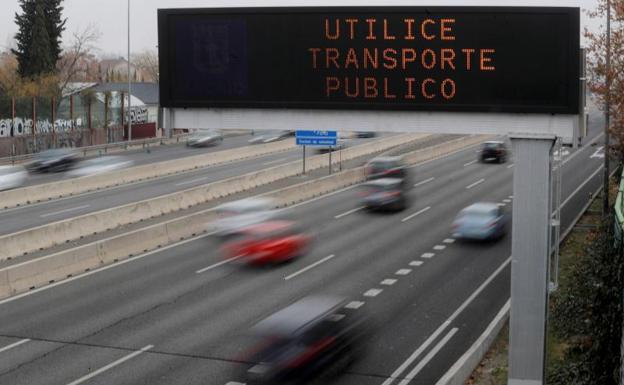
0,339,30,354
463,160,477,167
196,256,243,274
414,177,435,187
364,289,383,297
40,205,90,218
396,269,412,276
345,301,365,310
421,253,435,259
284,254,336,280
65,344,154,385
397,328,459,385
506,163,515,169
410,261,424,267
381,279,398,286
335,206,365,219
174,176,209,187
560,166,602,210
466,178,485,190
262,157,288,166
433,245,446,251
401,206,431,223
435,300,510,385
381,257,511,385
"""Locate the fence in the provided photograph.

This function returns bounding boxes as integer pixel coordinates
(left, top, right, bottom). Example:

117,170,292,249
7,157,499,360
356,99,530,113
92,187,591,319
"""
0,91,142,157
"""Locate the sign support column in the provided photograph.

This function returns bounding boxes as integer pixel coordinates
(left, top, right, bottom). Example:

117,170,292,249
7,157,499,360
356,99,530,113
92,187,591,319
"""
508,133,555,385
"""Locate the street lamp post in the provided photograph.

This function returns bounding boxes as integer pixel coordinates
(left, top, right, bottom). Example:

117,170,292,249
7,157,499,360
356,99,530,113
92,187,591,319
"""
127,0,132,142
604,0,611,215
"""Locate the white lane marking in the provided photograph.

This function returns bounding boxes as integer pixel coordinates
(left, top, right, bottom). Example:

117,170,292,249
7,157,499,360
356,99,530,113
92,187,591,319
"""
381,279,398,286
443,238,455,244
364,288,383,297
590,146,605,159
0,339,30,354
287,185,358,209
345,301,365,310
382,257,511,385
433,245,446,251
335,206,365,219
196,255,243,274
174,176,209,187
396,269,412,276
284,254,336,281
39,205,90,218
498,203,506,207
421,253,435,259
66,344,154,385
397,328,459,385
503,199,511,203
410,261,424,267
560,166,602,209
401,206,431,223
262,157,288,166
225,382,246,385
435,301,510,385
509,195,514,199
466,178,485,190
414,177,435,187
507,163,515,169
463,160,478,167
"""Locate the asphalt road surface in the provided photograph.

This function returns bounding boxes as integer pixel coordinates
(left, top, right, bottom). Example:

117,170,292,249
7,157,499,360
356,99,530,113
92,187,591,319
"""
0,117,606,385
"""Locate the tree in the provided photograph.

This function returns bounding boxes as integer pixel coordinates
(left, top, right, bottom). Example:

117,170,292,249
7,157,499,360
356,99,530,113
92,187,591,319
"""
12,0,66,78
56,25,100,92
585,0,624,162
132,50,159,83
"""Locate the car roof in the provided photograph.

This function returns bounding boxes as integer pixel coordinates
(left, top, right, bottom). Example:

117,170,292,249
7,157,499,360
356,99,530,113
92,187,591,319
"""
369,156,403,163
484,141,504,145
363,178,403,187
463,202,500,213
216,197,275,211
252,296,347,337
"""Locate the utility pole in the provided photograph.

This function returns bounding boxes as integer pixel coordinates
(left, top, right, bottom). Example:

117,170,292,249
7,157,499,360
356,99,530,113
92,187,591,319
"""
604,0,611,215
127,0,132,142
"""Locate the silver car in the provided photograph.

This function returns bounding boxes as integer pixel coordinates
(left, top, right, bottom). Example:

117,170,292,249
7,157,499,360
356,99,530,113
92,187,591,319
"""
0,165,27,191
68,156,134,178
212,197,279,237
452,202,508,241
186,130,224,147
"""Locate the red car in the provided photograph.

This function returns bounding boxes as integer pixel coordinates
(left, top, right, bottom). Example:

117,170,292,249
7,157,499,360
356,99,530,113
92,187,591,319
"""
221,221,311,265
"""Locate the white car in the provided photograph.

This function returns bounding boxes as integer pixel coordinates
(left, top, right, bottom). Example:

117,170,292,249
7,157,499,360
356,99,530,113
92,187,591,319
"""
248,130,293,144
0,165,27,191
212,197,280,237
68,156,134,178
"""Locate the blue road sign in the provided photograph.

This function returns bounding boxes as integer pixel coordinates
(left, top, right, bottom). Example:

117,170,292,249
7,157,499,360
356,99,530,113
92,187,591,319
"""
296,130,337,146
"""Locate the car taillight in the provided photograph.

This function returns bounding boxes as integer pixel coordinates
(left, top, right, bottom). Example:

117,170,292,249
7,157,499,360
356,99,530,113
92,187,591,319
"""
383,191,401,198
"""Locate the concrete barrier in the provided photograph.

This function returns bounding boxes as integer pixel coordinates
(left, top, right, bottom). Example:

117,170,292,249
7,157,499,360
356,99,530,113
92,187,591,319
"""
0,134,429,262
0,135,491,299
0,138,297,209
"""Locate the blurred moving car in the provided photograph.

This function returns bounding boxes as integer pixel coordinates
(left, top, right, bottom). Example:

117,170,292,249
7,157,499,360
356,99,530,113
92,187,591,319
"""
365,156,409,185
480,141,508,163
186,130,224,147
213,197,279,237
0,165,27,191
241,296,369,384
67,156,134,178
249,130,293,144
359,178,409,211
452,202,508,241
27,148,77,173
221,220,311,265
353,131,377,138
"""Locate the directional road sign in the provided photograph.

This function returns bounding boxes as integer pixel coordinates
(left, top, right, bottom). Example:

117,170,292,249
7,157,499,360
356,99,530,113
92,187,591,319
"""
296,130,338,146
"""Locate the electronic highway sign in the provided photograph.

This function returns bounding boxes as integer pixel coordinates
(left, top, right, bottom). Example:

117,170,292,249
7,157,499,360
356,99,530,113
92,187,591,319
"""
158,7,579,114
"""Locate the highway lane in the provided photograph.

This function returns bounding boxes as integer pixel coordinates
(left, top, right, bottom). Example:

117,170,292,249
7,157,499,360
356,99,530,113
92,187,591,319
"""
0,133,421,237
20,134,256,188
0,120,605,385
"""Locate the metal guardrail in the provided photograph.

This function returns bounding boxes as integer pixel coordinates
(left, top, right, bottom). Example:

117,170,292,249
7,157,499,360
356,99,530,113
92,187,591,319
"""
0,134,191,166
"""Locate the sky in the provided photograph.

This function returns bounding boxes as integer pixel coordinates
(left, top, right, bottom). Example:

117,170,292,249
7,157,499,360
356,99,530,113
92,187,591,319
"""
0,0,602,57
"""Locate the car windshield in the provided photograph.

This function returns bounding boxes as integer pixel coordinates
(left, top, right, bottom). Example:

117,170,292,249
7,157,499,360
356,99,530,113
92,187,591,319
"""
37,149,70,159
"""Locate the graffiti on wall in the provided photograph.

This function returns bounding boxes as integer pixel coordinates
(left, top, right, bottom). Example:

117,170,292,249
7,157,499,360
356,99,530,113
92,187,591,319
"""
129,107,148,124
0,118,84,138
